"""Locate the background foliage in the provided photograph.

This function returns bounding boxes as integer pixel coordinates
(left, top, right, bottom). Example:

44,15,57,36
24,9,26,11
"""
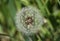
0,0,60,41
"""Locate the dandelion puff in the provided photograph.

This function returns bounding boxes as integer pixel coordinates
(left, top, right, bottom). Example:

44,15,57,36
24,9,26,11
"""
15,6,44,36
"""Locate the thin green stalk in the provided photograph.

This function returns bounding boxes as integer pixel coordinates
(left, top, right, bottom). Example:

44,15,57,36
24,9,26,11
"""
41,0,51,16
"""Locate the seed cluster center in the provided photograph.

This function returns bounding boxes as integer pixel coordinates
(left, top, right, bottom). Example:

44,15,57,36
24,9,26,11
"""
25,17,33,25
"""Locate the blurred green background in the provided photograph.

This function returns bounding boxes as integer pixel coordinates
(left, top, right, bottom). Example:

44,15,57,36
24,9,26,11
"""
0,0,60,41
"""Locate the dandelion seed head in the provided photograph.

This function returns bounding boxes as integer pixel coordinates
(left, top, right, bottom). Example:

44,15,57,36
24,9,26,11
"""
15,6,44,36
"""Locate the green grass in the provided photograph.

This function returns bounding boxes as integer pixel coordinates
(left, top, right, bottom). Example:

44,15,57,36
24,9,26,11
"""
0,0,60,41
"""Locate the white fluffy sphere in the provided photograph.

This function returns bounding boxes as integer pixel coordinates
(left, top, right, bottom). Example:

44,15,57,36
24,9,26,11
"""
15,6,44,36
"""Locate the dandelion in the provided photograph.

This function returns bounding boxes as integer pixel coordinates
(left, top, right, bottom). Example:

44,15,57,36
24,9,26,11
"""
15,6,44,36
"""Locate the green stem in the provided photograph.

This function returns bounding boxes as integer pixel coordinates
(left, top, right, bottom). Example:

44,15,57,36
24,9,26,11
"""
41,0,51,16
